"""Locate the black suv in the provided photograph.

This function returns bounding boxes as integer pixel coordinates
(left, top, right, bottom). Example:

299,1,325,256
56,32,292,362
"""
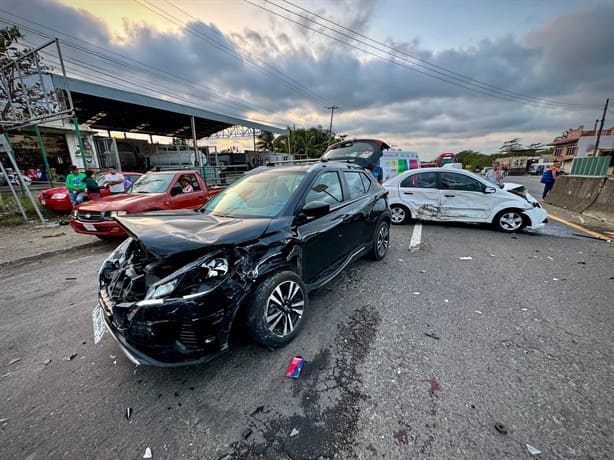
96,161,391,366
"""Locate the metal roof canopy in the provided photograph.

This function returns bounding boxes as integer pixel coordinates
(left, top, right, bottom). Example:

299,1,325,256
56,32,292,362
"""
50,75,287,139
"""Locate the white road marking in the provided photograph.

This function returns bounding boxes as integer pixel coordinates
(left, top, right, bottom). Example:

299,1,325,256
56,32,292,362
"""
409,222,422,252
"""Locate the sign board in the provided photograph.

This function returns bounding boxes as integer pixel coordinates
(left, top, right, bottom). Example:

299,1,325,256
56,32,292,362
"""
380,150,420,181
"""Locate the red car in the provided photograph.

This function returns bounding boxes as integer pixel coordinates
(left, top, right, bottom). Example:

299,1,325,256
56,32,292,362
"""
70,171,222,238
38,172,143,212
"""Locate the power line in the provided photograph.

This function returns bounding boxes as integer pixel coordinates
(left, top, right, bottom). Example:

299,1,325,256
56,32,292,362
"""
245,0,596,110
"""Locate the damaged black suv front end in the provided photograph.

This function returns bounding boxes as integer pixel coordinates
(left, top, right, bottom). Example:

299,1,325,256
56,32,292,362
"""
98,236,253,366
94,162,391,367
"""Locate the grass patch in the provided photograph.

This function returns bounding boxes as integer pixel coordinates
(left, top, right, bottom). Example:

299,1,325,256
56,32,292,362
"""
0,191,63,227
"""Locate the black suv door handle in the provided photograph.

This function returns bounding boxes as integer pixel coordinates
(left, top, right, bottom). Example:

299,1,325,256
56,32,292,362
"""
403,191,414,195
444,194,455,197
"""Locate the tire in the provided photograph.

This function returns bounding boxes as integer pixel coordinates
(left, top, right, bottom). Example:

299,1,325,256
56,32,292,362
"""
493,209,525,233
390,204,410,225
247,271,308,348
370,220,390,260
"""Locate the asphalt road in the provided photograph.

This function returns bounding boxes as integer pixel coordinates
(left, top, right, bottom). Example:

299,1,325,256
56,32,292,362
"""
0,222,612,459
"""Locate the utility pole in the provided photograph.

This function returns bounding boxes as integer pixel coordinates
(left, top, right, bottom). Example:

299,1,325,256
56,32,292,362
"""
592,98,609,157
327,106,339,137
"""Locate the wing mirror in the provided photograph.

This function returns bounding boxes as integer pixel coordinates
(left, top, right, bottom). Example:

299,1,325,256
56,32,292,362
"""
484,186,497,194
302,200,330,218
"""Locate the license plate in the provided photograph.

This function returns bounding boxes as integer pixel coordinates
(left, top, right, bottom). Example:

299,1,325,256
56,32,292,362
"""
84,223,97,231
92,306,105,344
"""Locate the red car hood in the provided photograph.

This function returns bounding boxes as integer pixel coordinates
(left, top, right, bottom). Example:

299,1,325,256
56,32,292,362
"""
40,186,68,196
75,193,164,212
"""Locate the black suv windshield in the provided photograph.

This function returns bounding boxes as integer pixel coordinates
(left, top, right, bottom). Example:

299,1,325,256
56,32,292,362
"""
202,170,305,218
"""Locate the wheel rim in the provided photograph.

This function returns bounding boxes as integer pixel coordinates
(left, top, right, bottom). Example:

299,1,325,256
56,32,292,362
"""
376,223,390,256
391,206,406,224
265,280,304,337
499,212,523,231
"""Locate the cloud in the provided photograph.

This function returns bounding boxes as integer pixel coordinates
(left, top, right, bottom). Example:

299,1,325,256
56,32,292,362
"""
1,0,611,157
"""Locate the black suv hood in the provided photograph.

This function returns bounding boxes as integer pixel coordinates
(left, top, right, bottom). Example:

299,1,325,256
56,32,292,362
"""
116,211,273,259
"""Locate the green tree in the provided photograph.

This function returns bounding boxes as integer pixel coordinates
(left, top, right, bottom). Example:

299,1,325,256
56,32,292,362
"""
499,138,524,155
255,131,275,151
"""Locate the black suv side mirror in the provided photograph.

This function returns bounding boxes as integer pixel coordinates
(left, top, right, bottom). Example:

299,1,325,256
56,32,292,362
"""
302,200,330,218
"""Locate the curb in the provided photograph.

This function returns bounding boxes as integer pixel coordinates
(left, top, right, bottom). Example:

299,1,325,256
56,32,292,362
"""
0,240,103,269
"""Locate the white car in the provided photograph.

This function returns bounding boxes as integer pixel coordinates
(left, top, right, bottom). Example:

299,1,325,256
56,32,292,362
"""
383,168,548,233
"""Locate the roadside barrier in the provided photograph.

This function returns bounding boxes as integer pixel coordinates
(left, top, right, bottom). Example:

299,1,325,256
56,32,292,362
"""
545,176,605,212
584,177,614,221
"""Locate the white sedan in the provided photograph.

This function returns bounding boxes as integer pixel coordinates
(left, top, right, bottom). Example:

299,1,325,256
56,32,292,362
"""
383,168,548,233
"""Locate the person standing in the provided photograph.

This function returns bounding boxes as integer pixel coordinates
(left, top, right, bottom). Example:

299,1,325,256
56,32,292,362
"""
485,161,502,186
65,165,86,206
84,170,102,200
103,166,126,194
541,160,561,199
366,162,384,184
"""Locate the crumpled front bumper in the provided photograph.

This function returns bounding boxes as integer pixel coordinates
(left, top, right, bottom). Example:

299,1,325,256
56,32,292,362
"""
522,206,548,230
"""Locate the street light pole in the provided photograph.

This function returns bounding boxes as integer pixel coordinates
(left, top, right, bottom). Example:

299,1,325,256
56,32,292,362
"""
327,106,339,137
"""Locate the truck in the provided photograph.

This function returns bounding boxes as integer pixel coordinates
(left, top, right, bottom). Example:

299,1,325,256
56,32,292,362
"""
70,170,223,238
435,152,458,166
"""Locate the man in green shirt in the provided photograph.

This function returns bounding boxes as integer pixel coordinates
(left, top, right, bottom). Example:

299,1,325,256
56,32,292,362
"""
65,165,86,206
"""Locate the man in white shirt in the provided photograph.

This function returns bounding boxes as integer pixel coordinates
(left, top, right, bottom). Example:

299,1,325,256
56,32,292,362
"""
103,166,126,194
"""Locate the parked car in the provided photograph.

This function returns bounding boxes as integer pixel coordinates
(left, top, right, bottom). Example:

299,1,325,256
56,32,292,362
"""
384,167,547,233
38,172,143,212
70,171,221,238
0,169,33,186
93,162,391,366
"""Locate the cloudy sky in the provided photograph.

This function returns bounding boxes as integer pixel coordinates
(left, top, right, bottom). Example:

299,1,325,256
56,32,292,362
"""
1,0,613,159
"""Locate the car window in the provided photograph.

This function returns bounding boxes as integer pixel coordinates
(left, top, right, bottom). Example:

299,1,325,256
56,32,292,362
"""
400,172,438,188
304,171,343,205
440,172,484,192
131,173,175,193
344,171,372,199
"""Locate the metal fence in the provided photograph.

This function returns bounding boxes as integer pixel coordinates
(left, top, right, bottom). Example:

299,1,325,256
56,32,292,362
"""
570,156,611,177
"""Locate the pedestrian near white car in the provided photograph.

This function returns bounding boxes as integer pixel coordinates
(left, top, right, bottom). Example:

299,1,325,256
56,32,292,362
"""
383,167,547,233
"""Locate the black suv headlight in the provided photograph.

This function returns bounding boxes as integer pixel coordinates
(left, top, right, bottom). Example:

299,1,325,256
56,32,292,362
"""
145,252,231,300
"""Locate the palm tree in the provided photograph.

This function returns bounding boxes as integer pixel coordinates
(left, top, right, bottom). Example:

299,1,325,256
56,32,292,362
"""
255,131,275,151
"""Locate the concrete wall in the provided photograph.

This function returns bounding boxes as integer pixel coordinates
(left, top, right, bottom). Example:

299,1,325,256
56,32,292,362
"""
584,178,614,221
545,176,604,212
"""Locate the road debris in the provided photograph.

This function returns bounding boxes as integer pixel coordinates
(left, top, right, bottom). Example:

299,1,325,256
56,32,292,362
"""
64,353,78,361
459,256,472,260
412,291,420,295
424,332,440,340
290,428,299,437
241,427,253,439
126,408,133,420
43,359,52,365
474,310,483,314
143,447,153,458
250,406,265,417
526,443,541,455
420,270,426,273
7,358,21,366
494,422,507,434
286,356,305,379
42,233,66,238
65,277,77,280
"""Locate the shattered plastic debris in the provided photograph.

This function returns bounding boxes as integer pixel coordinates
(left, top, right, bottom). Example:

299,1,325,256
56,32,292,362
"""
143,447,152,458
65,277,77,280
7,358,21,366
412,292,421,295
444,299,449,303
494,422,507,434
424,332,440,340
547,256,553,260
286,356,305,379
526,444,541,455
474,310,483,314
459,256,472,260
126,408,133,420
64,353,78,361
0,418,8,423
420,270,426,273
43,359,52,365
241,427,253,439
290,428,299,437
250,406,265,417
